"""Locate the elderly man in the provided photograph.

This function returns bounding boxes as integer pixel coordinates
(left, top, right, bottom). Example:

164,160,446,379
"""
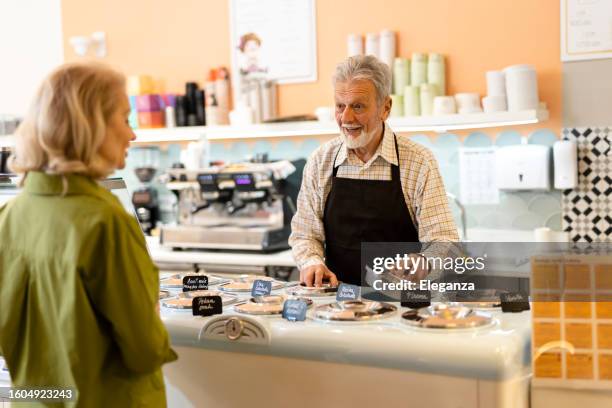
289,55,459,287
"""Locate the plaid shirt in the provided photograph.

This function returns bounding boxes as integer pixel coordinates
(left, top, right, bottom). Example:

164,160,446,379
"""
289,122,459,270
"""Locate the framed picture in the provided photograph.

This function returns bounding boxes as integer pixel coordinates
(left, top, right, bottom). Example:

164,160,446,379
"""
561,0,612,62
229,0,317,105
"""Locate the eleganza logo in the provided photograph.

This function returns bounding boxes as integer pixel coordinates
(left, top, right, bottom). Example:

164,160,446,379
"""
371,279,475,292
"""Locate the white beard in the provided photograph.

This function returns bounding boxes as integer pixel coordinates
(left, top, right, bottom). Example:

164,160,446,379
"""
341,125,380,149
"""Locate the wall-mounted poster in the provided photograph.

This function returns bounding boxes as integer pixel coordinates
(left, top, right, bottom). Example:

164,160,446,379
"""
561,0,612,62
229,0,317,111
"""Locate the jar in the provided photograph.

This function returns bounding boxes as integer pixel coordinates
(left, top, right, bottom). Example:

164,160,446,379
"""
393,58,410,95
420,84,439,116
411,53,427,87
428,53,446,96
390,94,404,117
403,85,421,116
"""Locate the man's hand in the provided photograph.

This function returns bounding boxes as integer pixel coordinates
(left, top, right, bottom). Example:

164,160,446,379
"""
300,264,339,287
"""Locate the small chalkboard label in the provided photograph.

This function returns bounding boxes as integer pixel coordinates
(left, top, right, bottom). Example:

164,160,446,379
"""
401,290,431,309
183,275,208,292
251,279,273,297
282,299,308,322
500,292,530,313
336,283,361,301
192,296,223,316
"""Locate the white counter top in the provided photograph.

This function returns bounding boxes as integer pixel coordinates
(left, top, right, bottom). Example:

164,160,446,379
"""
147,236,296,267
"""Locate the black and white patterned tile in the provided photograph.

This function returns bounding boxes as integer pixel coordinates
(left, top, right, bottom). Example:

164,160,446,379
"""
562,127,611,242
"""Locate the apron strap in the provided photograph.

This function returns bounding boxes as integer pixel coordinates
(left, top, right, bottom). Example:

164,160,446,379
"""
391,133,400,180
332,144,342,177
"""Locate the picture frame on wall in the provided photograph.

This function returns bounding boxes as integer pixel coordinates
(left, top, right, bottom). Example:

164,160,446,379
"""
561,0,612,62
229,0,318,107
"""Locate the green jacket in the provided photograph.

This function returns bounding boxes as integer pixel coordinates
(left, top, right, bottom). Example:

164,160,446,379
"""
0,172,177,407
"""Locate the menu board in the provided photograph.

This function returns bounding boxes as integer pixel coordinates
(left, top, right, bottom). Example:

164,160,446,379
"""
561,0,612,61
459,147,500,205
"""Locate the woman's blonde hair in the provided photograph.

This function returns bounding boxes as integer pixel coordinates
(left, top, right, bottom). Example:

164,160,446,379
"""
10,62,126,181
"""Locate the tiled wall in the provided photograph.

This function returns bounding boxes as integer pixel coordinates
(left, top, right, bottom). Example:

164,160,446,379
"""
117,128,563,231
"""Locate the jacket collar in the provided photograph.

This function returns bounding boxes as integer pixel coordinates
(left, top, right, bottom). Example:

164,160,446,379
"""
23,171,111,202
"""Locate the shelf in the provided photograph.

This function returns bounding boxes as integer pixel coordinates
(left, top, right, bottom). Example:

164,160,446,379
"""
134,109,549,143
2,109,549,146
133,120,338,143
132,127,204,144
388,108,549,132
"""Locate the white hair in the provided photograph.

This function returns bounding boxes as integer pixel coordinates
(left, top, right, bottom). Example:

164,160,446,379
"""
332,55,392,104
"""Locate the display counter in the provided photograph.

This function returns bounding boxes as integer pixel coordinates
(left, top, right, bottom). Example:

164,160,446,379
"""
160,279,532,408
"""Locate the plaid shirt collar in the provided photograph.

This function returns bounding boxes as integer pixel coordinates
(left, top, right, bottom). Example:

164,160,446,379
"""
334,121,398,170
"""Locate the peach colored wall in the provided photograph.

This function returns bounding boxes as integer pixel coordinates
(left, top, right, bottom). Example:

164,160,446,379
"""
61,0,561,132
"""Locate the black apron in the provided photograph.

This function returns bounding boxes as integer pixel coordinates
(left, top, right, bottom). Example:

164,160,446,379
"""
323,134,419,285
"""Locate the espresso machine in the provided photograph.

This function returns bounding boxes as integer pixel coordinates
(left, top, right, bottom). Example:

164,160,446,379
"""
131,146,160,235
160,160,298,252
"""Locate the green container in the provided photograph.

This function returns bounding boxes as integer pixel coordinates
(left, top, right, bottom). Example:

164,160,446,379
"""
419,83,439,116
411,53,427,87
393,58,410,95
390,94,404,117
428,53,446,96
403,85,420,116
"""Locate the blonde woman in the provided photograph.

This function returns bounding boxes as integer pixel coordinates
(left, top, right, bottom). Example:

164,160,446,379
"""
0,63,177,406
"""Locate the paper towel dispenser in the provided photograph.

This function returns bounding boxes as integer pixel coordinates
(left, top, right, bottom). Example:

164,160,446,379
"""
495,145,551,190
553,140,578,189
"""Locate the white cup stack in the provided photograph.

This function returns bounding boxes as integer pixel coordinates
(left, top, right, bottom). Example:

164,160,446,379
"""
347,34,363,57
486,70,506,96
365,33,380,59
378,30,396,69
482,70,507,113
454,93,482,114
503,64,539,112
